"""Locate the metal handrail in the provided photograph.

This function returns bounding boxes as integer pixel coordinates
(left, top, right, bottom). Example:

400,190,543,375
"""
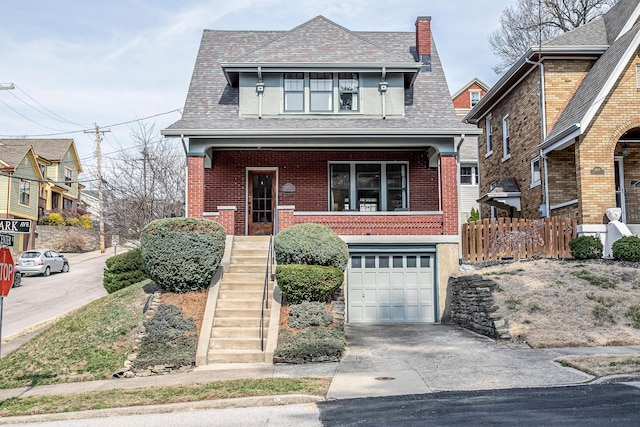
260,235,275,352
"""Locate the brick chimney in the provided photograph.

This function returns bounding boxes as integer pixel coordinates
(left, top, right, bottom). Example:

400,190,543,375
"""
415,16,432,69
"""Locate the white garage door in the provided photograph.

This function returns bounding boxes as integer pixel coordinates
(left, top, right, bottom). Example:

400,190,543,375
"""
347,253,435,323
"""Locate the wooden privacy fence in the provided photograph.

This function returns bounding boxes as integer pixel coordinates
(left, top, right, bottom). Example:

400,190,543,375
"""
461,217,578,262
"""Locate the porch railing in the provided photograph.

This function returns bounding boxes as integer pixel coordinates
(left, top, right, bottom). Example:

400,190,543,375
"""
462,217,577,262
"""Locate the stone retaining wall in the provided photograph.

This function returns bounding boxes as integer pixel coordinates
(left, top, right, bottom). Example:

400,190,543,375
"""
35,225,99,252
447,275,511,340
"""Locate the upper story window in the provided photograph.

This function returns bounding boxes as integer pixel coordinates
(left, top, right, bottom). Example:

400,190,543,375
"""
310,73,333,112
460,165,479,185
19,180,30,205
485,116,493,156
39,164,46,177
63,197,73,211
284,73,304,112
64,168,72,186
470,90,481,106
339,73,359,111
502,115,510,161
330,162,408,212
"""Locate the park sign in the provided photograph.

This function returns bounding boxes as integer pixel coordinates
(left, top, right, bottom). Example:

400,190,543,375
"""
0,220,31,233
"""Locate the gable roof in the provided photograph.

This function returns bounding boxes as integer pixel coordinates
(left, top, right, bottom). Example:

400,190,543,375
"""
451,78,490,100
164,16,474,138
544,23,640,148
0,141,33,170
0,139,82,173
466,0,640,125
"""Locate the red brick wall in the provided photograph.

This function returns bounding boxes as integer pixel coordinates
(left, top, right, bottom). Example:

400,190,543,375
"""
440,155,458,234
290,213,443,235
452,83,488,109
203,150,440,235
187,156,204,218
415,17,431,56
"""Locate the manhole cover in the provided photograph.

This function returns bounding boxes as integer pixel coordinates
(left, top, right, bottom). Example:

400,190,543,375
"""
374,377,396,381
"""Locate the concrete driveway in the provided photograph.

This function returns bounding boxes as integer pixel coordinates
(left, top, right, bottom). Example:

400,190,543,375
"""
327,324,594,399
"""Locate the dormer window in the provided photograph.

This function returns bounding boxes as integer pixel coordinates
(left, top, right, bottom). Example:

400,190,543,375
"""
284,73,304,112
310,73,333,111
339,73,359,111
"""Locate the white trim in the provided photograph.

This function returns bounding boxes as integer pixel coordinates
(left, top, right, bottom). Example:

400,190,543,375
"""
203,212,220,217
615,156,626,223
582,30,640,134
550,199,578,211
541,126,581,155
294,210,442,216
216,206,237,210
485,116,493,156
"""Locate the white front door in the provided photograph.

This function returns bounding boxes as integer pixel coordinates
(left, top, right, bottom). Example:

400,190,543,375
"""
615,157,626,222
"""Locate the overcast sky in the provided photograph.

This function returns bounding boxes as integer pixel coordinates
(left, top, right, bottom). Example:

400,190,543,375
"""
0,0,513,182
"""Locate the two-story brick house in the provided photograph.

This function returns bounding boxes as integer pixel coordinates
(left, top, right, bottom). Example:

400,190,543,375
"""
466,0,640,226
163,16,478,324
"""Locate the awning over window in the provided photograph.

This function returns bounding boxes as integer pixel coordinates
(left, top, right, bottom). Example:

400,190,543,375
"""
478,177,521,212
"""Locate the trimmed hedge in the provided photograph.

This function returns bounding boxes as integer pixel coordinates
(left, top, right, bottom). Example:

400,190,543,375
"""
275,264,343,304
288,301,333,329
274,223,348,270
103,248,148,294
140,218,226,293
569,236,603,260
612,236,640,262
274,327,346,361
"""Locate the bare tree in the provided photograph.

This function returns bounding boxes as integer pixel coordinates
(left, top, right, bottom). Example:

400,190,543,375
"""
102,121,185,239
490,0,617,74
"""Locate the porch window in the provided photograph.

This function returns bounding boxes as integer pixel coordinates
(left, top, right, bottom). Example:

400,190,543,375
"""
531,157,541,187
65,167,72,186
329,162,408,212
502,115,510,161
338,73,359,111
485,116,493,156
19,180,30,205
461,165,479,185
284,73,304,112
310,73,333,111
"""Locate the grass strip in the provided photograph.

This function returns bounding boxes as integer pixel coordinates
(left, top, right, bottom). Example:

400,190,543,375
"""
0,377,330,417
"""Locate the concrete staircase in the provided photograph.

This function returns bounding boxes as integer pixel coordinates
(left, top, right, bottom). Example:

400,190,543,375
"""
207,236,273,363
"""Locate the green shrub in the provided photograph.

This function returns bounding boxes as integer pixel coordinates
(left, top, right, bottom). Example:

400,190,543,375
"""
37,212,65,226
288,301,333,329
140,218,226,293
276,264,344,304
65,217,81,227
612,236,640,262
274,223,348,270
468,207,480,222
103,248,148,294
569,236,603,260
133,304,196,370
274,327,345,361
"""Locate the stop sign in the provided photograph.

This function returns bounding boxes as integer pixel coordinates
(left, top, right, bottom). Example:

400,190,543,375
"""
0,247,14,297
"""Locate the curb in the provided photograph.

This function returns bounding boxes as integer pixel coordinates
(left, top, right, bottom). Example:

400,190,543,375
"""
590,374,640,384
0,394,324,425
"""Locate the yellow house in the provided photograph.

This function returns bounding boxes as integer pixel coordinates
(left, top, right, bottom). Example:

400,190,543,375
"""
0,142,43,254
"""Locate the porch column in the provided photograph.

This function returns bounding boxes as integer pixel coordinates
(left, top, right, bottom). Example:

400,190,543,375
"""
277,205,295,233
440,154,458,235
187,155,205,219
216,206,237,236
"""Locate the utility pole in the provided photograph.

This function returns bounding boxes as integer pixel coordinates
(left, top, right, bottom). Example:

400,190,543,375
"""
85,124,110,253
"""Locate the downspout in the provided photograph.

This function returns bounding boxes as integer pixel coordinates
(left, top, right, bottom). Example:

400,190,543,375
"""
456,135,465,259
380,67,387,119
257,66,264,119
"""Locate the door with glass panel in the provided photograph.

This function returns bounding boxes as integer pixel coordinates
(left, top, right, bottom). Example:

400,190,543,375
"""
248,171,275,235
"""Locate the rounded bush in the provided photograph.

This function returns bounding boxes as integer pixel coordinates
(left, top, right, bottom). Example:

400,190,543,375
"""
38,212,65,226
275,264,344,304
274,327,346,361
80,214,93,228
274,223,348,270
103,248,148,294
568,236,603,260
612,236,640,262
140,218,226,293
288,301,333,329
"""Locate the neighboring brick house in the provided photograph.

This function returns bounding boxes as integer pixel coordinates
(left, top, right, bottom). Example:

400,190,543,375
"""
163,16,478,323
451,78,489,223
465,0,640,225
